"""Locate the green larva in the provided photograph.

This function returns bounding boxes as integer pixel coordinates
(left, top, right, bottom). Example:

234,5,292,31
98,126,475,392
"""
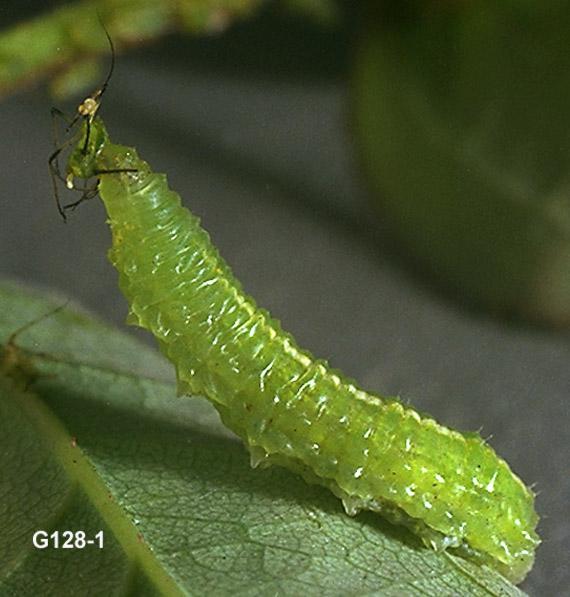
64,116,539,583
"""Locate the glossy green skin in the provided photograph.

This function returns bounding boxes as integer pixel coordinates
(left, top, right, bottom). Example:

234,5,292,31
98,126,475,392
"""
68,118,539,583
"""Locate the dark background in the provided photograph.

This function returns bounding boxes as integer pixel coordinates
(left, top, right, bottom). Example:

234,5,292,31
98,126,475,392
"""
1,3,568,595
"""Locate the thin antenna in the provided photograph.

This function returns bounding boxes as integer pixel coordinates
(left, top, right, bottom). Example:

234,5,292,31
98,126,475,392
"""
75,17,116,153
98,18,115,100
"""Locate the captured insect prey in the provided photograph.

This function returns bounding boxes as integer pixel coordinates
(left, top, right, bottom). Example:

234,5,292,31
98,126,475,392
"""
56,111,540,584
48,22,135,220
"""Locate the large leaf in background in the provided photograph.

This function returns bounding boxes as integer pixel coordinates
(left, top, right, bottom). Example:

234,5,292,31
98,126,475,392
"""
0,281,524,595
353,1,570,327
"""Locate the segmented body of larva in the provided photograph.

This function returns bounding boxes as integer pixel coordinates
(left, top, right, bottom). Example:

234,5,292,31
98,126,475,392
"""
65,117,539,583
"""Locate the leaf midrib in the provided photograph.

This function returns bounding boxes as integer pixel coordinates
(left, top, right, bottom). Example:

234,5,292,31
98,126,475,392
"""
4,371,184,596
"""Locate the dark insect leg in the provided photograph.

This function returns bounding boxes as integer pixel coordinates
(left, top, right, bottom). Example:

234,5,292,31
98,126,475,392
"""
49,139,80,222
63,182,100,212
49,107,77,184
94,168,138,175
65,113,81,134
51,107,74,141
48,146,63,180
48,146,68,222
61,170,138,215
49,107,82,222
63,193,95,212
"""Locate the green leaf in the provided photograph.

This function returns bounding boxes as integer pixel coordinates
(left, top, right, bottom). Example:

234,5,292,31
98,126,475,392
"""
0,280,524,595
353,1,570,327
0,0,264,99
281,0,341,25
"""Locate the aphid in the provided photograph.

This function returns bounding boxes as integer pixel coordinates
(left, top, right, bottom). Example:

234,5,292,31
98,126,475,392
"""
48,20,134,220
60,115,540,584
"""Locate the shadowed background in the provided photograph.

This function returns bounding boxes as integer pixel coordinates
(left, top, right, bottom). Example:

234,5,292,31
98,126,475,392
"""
0,4,568,594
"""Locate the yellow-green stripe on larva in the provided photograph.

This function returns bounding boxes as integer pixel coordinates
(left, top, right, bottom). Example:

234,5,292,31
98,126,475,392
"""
67,117,540,584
